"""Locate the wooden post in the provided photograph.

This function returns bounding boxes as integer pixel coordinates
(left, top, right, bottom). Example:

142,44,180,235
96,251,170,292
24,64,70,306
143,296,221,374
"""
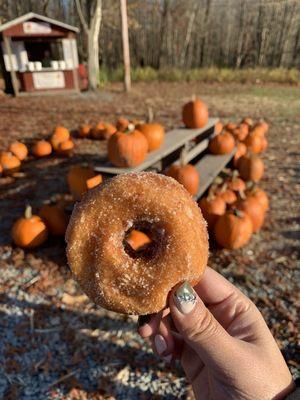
3,35,19,96
120,0,131,92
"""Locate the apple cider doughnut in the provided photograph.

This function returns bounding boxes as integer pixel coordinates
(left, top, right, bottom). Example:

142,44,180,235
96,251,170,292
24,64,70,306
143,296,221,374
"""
66,172,208,315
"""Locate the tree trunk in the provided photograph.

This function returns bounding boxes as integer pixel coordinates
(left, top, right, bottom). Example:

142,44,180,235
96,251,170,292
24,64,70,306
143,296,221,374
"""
120,0,131,92
88,0,102,90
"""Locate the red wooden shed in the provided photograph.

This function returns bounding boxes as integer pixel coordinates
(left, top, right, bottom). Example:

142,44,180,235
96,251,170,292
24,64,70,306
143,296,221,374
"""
0,12,80,96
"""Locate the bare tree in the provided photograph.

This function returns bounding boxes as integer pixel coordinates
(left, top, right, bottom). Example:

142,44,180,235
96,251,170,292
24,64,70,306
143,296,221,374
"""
75,0,102,91
120,0,131,92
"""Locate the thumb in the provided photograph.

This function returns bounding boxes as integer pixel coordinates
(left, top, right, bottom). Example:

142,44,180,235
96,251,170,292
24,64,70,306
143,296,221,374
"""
169,281,236,369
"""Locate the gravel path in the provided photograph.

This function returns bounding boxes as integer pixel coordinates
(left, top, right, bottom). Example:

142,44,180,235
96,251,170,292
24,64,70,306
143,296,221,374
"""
0,83,299,399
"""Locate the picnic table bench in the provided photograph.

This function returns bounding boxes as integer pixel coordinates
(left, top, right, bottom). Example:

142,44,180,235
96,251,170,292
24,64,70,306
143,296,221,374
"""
94,118,235,199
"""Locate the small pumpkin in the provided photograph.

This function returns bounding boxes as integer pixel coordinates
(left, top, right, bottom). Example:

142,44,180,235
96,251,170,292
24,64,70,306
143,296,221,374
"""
67,165,98,200
116,117,130,132
232,123,249,141
198,194,226,230
260,136,268,152
224,122,236,132
136,123,165,151
11,205,48,248
52,126,70,142
9,141,28,161
78,124,92,138
218,185,237,205
255,121,269,135
32,140,52,157
226,175,246,192
40,204,68,236
126,229,151,252
236,196,265,233
250,126,265,140
0,151,21,175
233,142,247,167
244,134,262,154
56,139,74,156
108,129,148,168
86,174,103,190
102,124,117,140
214,209,253,249
209,131,235,155
215,121,223,135
165,164,200,196
238,154,264,182
246,185,269,212
91,122,106,139
182,98,209,129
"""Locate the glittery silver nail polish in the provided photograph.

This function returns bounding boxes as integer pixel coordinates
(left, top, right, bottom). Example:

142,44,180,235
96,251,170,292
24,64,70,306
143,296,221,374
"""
174,281,197,314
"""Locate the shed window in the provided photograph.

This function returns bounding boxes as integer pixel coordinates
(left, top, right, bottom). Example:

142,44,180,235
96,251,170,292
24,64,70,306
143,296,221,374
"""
25,40,63,67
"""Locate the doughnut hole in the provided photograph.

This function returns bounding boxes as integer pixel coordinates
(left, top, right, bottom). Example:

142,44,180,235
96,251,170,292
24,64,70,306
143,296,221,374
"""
124,220,166,259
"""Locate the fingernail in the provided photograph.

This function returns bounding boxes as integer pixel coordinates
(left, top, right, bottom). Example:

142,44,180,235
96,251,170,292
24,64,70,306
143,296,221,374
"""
138,314,151,328
154,334,167,355
174,281,197,314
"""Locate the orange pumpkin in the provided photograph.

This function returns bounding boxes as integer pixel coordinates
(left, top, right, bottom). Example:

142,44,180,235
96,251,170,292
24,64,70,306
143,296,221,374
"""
52,126,70,142
32,140,52,157
250,126,265,140
0,151,21,175
116,117,130,132
224,122,237,132
126,229,151,252
199,195,226,230
238,154,264,182
182,98,209,128
226,177,246,192
40,204,68,236
108,129,148,168
102,124,117,140
215,121,223,135
78,124,92,138
244,134,262,154
91,122,106,139
246,186,269,212
12,205,48,248
233,142,247,167
236,196,265,232
9,141,28,161
260,136,268,152
56,139,74,156
165,164,200,196
255,121,269,135
218,187,237,205
214,209,253,249
86,174,103,190
232,123,249,141
209,131,235,155
67,165,98,199
136,123,165,151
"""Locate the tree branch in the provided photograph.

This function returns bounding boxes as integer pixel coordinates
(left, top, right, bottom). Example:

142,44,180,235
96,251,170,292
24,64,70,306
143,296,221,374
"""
75,0,89,34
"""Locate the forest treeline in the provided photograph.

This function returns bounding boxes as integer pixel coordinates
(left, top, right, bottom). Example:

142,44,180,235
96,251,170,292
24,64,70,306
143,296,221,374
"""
0,0,299,70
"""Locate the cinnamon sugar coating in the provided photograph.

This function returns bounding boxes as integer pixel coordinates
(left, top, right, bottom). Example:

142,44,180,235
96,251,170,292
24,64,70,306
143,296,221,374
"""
66,172,208,315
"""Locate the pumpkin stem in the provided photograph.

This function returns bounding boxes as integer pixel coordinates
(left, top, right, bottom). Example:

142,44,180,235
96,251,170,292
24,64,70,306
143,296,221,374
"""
125,123,135,133
191,94,196,101
25,205,32,219
213,176,223,186
246,180,255,190
237,189,246,200
147,107,154,123
232,169,239,178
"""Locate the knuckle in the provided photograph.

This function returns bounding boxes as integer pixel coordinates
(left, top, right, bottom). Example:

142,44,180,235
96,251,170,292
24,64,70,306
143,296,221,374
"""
181,309,220,344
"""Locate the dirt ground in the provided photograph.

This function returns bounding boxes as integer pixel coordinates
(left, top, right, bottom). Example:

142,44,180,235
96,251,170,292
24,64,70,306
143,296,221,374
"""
0,82,299,399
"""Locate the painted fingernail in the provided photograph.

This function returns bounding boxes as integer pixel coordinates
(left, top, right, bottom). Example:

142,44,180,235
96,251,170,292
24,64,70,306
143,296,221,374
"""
174,281,197,314
154,334,167,355
138,314,151,328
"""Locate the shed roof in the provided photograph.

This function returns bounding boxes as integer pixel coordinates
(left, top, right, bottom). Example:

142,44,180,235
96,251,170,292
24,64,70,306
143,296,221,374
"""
0,12,79,34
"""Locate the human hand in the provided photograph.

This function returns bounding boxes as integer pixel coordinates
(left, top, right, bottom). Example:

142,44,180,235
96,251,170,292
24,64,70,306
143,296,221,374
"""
138,267,294,400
